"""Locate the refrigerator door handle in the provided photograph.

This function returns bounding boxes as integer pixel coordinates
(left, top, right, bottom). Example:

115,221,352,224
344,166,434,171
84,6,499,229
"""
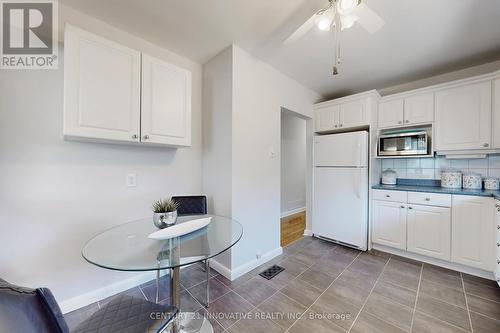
354,170,360,199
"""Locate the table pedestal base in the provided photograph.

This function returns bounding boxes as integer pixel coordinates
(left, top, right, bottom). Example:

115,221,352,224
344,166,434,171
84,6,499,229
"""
174,312,213,333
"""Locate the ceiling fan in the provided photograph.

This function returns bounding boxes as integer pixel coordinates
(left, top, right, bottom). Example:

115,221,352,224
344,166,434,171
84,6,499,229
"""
284,0,385,75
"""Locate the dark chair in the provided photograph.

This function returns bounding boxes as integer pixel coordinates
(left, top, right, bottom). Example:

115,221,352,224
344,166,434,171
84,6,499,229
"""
0,278,178,333
172,196,207,216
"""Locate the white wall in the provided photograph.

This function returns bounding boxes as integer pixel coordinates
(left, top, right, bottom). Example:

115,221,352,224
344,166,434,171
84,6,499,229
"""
0,4,202,311
231,45,320,269
280,112,306,216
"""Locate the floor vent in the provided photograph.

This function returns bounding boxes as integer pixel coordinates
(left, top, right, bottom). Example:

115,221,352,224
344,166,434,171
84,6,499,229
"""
259,265,285,280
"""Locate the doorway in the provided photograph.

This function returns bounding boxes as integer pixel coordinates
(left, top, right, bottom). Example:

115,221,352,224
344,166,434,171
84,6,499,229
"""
280,109,307,247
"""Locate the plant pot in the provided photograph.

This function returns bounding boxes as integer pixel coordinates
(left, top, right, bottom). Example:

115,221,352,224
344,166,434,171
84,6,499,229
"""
153,211,178,229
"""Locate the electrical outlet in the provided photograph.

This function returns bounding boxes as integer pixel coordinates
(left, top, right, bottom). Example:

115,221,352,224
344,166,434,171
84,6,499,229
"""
126,173,137,187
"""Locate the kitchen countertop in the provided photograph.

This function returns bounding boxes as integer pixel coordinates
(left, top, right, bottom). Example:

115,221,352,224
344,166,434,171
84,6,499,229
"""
372,184,500,200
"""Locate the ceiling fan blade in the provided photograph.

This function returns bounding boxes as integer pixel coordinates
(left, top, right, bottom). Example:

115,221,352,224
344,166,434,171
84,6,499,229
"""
353,2,385,34
283,13,318,45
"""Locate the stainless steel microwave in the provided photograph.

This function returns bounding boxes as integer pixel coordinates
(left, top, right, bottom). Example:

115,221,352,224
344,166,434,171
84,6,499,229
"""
378,130,430,156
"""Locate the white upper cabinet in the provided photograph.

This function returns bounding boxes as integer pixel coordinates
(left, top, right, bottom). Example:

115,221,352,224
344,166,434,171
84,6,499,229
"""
494,78,500,149
404,93,434,125
378,99,404,128
372,200,407,250
379,93,434,129
64,25,192,147
315,105,339,132
64,24,141,142
340,100,369,129
314,92,378,133
407,204,451,261
435,81,492,151
451,195,495,271
141,55,192,147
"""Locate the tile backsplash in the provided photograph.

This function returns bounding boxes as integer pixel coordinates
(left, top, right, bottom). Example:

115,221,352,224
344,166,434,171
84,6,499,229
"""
381,155,500,180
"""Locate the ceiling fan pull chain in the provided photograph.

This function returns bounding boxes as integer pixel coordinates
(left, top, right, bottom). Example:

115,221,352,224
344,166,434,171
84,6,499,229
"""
333,12,341,75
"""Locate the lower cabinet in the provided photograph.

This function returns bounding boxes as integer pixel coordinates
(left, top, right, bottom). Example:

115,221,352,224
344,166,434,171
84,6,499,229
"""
407,204,451,261
372,200,407,250
452,195,495,271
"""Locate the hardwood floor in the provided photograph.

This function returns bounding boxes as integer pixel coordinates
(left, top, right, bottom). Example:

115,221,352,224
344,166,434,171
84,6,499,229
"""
280,210,306,247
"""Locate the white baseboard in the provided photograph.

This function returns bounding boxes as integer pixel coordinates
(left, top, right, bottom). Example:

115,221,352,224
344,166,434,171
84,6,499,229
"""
59,270,165,314
372,244,496,281
210,247,283,281
280,207,306,218
303,229,313,236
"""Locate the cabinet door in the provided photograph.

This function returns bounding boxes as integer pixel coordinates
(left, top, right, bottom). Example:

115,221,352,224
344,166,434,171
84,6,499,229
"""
452,195,495,271
378,99,404,128
372,200,407,250
494,79,500,149
141,55,192,147
404,93,434,125
435,82,492,151
315,105,339,132
407,204,451,261
340,100,368,129
64,25,141,142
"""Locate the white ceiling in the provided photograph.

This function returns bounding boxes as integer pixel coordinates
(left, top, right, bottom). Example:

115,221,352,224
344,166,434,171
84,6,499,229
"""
60,0,500,98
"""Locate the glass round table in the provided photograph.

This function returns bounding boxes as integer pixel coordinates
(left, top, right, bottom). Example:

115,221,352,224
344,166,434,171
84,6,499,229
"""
82,215,243,333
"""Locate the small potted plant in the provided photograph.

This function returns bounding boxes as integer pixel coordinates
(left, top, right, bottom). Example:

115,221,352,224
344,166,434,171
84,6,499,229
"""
152,198,179,229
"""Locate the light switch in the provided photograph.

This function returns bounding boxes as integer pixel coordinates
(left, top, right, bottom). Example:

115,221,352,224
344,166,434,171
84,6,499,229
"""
126,173,137,187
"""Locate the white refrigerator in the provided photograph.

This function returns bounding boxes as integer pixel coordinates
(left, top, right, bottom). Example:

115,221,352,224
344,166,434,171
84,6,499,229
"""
313,131,369,250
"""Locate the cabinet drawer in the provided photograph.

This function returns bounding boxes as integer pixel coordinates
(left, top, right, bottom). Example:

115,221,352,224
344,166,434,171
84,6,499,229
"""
372,190,407,203
408,192,451,207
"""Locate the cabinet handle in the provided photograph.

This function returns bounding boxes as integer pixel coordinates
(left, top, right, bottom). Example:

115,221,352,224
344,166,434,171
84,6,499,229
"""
334,125,338,128
132,134,138,139
497,260,500,265
400,205,405,209
483,143,489,148
497,243,500,247
425,198,431,201
340,124,343,127
143,135,149,140
398,121,403,124
386,194,391,198
497,225,500,230
408,206,413,210
405,120,409,124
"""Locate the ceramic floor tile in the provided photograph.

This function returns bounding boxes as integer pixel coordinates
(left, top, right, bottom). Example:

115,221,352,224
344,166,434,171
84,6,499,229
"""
99,286,146,307
64,302,99,331
372,280,417,308
206,291,253,329
181,265,210,289
288,310,347,333
257,292,307,330
311,289,361,330
380,265,421,291
226,309,285,333
275,257,310,277
187,276,231,305
466,294,500,321
363,292,414,331
214,272,254,290
421,264,462,290
326,271,376,306
350,310,406,333
261,270,296,290
470,310,500,333
416,294,471,331
280,278,323,308
412,311,470,333
463,279,500,303
296,267,336,291
140,279,172,304
234,276,277,306
309,254,351,277
419,279,467,308
462,274,500,288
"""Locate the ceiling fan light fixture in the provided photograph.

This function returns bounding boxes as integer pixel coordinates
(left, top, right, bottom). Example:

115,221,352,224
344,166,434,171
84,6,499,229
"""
315,8,335,31
340,14,359,30
337,0,360,16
